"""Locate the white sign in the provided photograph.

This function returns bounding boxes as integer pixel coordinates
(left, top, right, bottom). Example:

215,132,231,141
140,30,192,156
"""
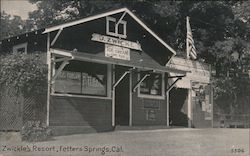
105,44,130,60
92,33,142,51
168,57,211,83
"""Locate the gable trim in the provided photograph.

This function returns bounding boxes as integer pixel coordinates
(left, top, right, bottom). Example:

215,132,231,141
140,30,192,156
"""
43,8,176,55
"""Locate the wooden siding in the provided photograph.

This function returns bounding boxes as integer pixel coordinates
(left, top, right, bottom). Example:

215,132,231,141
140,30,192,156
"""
131,71,167,125
1,29,47,54
49,96,112,129
52,14,172,66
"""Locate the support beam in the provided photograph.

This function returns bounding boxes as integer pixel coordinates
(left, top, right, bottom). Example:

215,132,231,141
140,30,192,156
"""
129,71,133,126
168,75,186,79
53,57,72,63
112,71,130,89
51,28,63,46
187,88,192,128
51,49,74,57
46,33,51,126
166,91,170,126
115,12,126,29
166,77,183,92
132,74,150,92
51,60,69,84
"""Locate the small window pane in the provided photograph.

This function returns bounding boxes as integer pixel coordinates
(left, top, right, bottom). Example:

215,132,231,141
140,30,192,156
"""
109,20,116,33
118,23,125,35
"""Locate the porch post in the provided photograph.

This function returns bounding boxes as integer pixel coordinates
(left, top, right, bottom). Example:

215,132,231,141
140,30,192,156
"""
187,88,192,128
166,90,170,126
129,71,133,126
46,33,51,126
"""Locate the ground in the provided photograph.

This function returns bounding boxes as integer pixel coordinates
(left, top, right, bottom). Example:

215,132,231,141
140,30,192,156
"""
0,128,249,156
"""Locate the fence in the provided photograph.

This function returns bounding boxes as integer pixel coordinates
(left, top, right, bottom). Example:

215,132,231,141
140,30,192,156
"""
0,85,47,131
213,113,250,128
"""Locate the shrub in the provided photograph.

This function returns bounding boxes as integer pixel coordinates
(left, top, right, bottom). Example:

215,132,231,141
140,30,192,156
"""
0,52,47,95
21,120,52,142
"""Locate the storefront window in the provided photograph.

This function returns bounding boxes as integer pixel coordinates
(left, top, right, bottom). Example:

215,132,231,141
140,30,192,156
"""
55,61,108,97
139,73,164,97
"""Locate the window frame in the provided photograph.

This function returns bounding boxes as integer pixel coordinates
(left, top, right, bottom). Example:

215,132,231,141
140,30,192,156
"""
53,63,112,99
13,42,28,54
138,72,165,100
106,16,127,39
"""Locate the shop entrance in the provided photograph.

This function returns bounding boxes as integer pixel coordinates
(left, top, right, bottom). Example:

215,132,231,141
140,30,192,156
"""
115,65,130,126
169,88,188,127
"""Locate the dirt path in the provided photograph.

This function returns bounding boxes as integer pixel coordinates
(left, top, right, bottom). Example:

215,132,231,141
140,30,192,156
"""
0,128,249,156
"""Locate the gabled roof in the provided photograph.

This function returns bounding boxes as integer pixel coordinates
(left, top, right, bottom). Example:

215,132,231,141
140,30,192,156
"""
43,7,176,55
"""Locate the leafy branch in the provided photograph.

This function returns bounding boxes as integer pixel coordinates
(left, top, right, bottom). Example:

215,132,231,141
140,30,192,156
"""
0,52,47,96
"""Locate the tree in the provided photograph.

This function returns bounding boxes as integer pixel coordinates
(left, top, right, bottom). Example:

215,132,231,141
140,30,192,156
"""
0,52,47,95
3,0,250,113
0,11,26,40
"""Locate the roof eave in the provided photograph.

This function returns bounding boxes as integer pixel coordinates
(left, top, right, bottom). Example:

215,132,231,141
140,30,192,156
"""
43,7,176,55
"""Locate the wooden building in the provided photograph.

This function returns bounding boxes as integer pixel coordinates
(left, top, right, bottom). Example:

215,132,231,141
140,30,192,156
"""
168,57,213,128
0,8,212,134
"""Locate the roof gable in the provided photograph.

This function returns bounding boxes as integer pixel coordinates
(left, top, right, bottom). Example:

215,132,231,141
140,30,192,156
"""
43,7,176,55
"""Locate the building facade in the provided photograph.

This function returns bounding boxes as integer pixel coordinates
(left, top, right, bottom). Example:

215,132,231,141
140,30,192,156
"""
0,8,212,134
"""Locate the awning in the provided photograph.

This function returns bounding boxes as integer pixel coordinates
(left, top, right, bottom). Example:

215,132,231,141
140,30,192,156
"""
50,48,187,74
168,71,211,89
168,72,191,89
168,57,211,89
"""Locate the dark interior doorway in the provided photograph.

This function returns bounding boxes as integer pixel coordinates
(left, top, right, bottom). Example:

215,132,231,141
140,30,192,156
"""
169,88,188,127
115,65,130,126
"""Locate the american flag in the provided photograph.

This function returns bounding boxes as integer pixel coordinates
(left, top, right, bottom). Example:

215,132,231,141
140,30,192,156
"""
186,16,197,59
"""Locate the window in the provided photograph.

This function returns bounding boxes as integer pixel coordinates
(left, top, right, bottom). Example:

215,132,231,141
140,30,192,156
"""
54,61,109,97
139,72,165,99
13,43,28,54
106,16,127,38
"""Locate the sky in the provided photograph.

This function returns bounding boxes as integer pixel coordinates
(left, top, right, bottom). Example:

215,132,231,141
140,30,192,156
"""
1,0,37,20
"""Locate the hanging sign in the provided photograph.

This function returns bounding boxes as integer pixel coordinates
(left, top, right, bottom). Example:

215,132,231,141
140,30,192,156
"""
105,44,130,60
92,33,142,51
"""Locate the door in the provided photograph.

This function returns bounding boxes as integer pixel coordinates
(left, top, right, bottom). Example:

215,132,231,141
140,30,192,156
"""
115,65,130,126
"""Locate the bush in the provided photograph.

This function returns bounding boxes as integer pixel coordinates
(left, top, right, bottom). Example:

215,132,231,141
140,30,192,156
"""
0,52,47,95
21,120,52,142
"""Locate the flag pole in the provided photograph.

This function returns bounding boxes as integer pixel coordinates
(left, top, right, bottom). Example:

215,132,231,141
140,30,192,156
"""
186,16,190,59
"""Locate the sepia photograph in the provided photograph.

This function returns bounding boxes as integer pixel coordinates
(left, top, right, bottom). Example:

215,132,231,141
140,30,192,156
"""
0,0,249,156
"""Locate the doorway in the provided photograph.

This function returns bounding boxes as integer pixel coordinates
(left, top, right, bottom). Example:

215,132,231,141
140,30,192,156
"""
169,88,188,127
115,65,130,126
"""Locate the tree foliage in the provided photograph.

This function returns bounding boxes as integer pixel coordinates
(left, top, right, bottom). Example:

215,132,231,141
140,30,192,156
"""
0,53,47,95
1,0,250,113
0,11,26,40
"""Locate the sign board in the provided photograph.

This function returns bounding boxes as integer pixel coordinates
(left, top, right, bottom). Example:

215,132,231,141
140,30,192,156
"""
105,44,130,60
143,99,160,109
92,33,142,51
147,110,156,121
168,57,211,89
